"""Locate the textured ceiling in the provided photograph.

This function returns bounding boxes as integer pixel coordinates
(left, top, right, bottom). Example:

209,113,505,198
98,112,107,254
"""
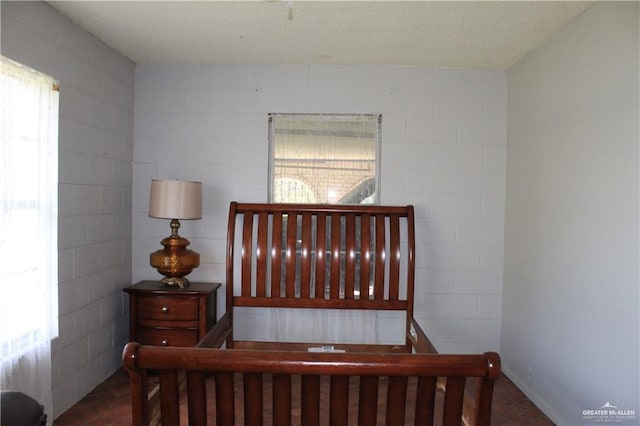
47,1,594,69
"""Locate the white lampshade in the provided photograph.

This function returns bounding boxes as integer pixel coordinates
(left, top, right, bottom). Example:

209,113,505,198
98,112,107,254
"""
148,179,203,220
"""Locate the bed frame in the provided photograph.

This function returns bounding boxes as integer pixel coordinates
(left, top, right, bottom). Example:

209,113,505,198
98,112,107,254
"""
123,202,501,425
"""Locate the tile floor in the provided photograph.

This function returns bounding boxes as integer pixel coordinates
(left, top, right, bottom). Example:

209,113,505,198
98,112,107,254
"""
53,369,554,425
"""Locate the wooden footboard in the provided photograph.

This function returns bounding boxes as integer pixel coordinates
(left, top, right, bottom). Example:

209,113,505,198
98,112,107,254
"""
123,342,501,426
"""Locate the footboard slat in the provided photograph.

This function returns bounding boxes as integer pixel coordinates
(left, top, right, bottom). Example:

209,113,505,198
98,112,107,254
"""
244,373,263,426
273,374,292,425
301,374,320,426
415,376,438,426
330,375,350,426
158,370,180,425
442,376,466,425
358,376,379,426
186,371,207,426
214,372,235,426
385,376,408,426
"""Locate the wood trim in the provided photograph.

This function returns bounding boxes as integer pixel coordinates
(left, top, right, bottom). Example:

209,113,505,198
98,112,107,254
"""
233,296,408,310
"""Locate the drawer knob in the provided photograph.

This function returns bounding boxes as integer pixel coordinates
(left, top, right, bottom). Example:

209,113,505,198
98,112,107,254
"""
161,306,169,313
161,340,168,346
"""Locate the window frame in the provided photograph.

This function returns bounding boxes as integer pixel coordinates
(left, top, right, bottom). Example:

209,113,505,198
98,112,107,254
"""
267,113,382,205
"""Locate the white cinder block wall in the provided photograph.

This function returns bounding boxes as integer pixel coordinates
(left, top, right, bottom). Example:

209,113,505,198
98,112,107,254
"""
133,64,506,354
1,2,135,418
504,3,639,424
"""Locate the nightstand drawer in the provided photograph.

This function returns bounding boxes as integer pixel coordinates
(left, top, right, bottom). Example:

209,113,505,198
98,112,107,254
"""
125,281,221,347
136,295,198,321
137,327,199,347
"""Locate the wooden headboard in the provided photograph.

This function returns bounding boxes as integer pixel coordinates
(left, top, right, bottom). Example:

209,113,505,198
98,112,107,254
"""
218,201,423,350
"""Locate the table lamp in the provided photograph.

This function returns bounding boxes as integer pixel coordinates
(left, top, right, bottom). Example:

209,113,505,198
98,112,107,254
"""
148,179,202,288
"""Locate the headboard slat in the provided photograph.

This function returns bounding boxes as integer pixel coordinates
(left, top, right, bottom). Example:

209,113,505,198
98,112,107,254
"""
256,212,268,297
330,212,342,299
270,213,283,298
285,212,298,298
374,213,386,301
300,213,313,298
360,214,372,299
389,214,401,301
241,213,254,297
345,213,357,299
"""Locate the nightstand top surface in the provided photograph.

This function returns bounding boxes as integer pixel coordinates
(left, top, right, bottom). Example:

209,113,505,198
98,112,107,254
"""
124,280,221,295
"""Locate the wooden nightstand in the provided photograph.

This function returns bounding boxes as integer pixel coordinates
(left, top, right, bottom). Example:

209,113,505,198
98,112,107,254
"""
124,281,221,347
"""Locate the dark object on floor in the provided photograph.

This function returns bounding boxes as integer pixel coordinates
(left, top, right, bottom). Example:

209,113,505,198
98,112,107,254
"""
1,391,47,426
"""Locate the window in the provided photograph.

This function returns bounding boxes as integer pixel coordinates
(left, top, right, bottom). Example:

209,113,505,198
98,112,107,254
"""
268,114,380,204
1,56,59,410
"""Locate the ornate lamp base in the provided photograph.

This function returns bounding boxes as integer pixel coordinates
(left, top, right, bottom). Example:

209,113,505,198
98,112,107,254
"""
150,219,200,289
160,276,190,288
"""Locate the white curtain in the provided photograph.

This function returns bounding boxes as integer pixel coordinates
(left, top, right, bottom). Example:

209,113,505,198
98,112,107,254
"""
0,56,59,418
